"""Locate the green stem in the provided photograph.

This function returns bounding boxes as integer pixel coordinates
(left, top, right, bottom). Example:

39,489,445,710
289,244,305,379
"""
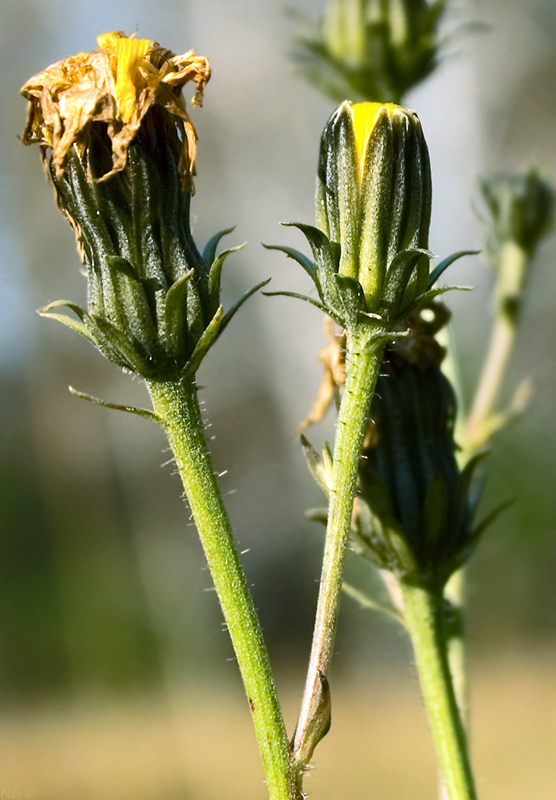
147,377,296,800
444,569,468,729
447,241,529,738
401,581,478,800
292,327,385,777
464,241,527,453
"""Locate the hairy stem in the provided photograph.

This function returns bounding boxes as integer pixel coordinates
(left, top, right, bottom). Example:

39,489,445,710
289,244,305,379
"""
401,582,478,800
292,327,386,782
148,377,296,800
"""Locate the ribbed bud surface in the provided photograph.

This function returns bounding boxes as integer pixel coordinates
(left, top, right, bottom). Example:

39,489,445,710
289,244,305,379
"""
316,101,432,314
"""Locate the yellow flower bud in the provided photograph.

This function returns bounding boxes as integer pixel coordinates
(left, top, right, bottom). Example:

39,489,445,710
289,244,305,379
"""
316,101,432,314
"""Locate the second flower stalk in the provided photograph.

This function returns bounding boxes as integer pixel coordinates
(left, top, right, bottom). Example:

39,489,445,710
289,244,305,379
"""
278,102,478,799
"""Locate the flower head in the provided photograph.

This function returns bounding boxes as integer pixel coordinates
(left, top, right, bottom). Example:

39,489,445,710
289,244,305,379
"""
21,34,257,382
316,100,432,314
21,31,210,187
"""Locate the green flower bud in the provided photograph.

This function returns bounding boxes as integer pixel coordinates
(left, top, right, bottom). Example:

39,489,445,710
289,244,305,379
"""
481,170,554,260
21,33,256,380
316,101,432,314
352,304,490,589
293,0,448,105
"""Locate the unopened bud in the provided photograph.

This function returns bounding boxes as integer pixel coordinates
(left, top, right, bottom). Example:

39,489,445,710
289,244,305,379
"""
481,170,554,260
316,101,432,314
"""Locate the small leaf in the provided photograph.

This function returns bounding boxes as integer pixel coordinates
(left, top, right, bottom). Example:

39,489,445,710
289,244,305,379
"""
90,315,152,375
448,498,514,576
183,306,223,378
263,290,328,315
382,248,432,311
208,243,247,311
262,243,315,279
301,435,330,496
282,222,341,281
333,274,367,323
69,386,162,425
39,300,98,346
219,278,272,335
426,250,480,290
102,256,158,349
105,256,141,281
470,498,514,540
162,269,194,356
342,582,404,625
306,508,329,525
322,442,334,478
406,283,473,312
202,226,236,267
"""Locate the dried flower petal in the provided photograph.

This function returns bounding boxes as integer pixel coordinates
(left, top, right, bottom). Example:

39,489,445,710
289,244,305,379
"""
21,31,210,185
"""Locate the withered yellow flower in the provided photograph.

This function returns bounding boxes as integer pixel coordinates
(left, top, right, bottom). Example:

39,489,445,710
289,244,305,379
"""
21,31,210,185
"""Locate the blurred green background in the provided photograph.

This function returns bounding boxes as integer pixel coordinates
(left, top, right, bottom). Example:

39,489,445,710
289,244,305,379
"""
0,0,555,797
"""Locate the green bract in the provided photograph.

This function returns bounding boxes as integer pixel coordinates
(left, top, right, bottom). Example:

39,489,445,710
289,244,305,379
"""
350,305,505,590
268,101,467,332
22,34,261,381
39,111,258,380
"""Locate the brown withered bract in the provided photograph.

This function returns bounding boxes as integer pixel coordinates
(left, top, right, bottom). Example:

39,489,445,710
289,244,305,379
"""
21,31,210,187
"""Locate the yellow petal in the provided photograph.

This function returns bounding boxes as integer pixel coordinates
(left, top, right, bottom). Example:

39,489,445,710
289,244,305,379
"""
115,37,152,123
350,102,400,177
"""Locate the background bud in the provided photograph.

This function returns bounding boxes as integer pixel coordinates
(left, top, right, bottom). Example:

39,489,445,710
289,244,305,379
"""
292,0,448,105
481,170,554,261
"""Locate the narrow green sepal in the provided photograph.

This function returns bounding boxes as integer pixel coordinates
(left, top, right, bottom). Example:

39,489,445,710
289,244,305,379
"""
219,278,272,335
262,243,316,279
448,498,514,576
408,283,472,310
470,497,514,541
162,269,194,357
89,314,154,375
333,273,367,324
202,226,236,267
381,248,432,312
208,243,247,314
283,222,340,273
39,300,98,347
105,256,141,282
102,255,159,350
262,290,329,315
426,250,480,290
183,306,223,378
68,386,162,425
457,452,488,505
